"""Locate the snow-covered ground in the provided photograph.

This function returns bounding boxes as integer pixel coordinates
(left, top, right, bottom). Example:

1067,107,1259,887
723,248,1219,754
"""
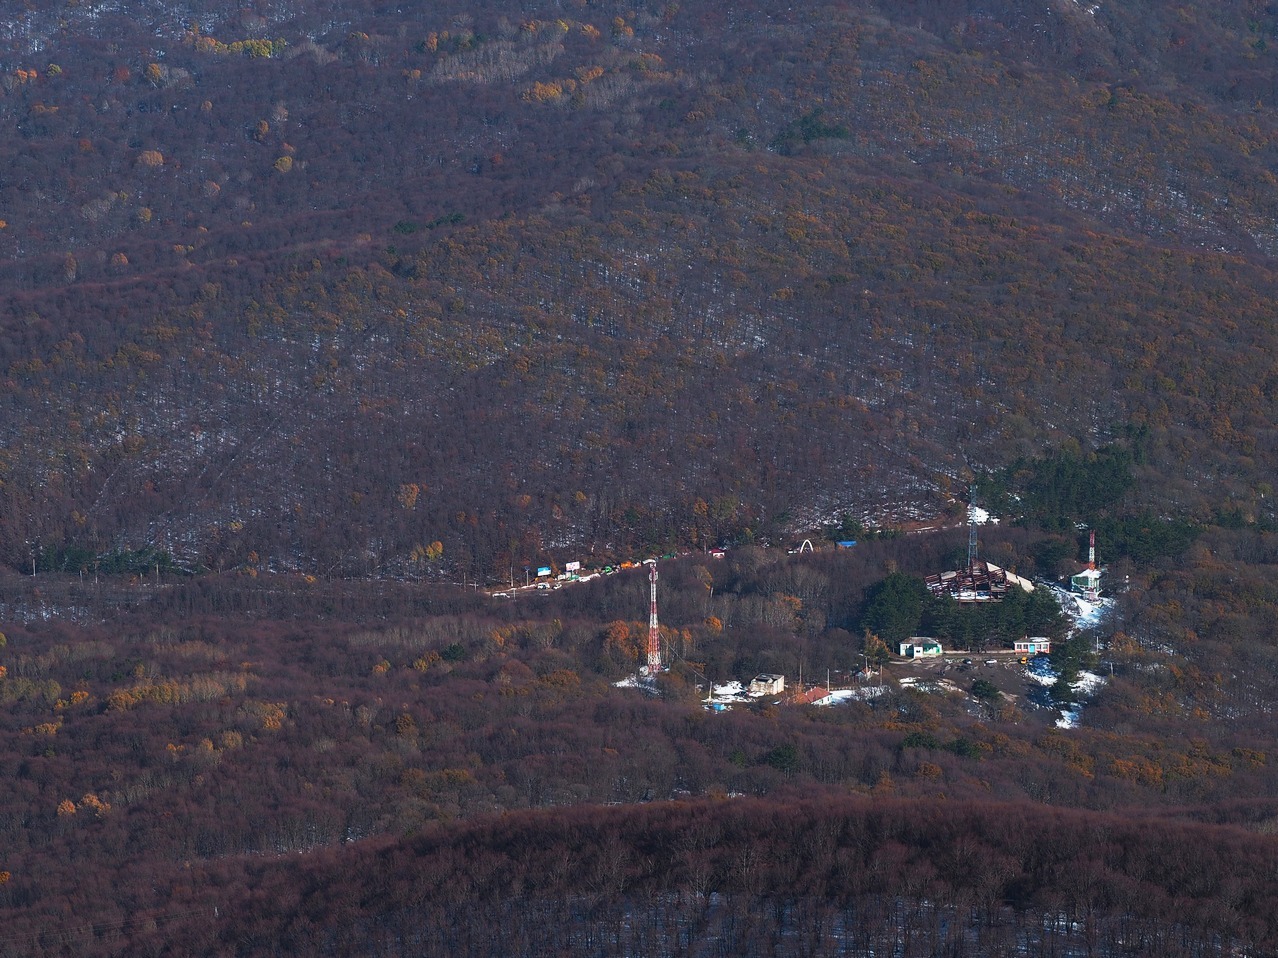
1026,590,1116,727
1026,657,1057,688
1039,664,1109,728
712,680,747,699
703,679,888,709
1054,671,1107,728
1048,584,1112,629
815,686,887,705
969,505,997,525
899,675,964,695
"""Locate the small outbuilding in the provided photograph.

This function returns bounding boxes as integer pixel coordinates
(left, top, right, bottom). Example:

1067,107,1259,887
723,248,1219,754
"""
749,673,785,695
898,639,944,659
784,686,830,706
1071,567,1102,599
1015,638,1052,656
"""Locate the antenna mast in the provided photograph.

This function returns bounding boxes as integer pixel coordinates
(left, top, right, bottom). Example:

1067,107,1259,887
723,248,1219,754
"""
646,561,662,673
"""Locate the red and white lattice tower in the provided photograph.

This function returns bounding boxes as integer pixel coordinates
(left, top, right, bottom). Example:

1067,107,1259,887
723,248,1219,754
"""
646,560,662,672
1088,530,1096,571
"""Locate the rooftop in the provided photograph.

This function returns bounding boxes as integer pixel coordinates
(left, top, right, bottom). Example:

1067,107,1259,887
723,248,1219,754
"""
925,561,1034,603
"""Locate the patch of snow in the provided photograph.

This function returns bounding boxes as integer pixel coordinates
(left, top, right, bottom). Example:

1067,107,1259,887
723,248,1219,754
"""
1074,670,1107,696
1025,656,1107,728
815,687,886,705
900,676,956,694
968,506,998,525
1026,657,1057,686
1046,584,1114,631
1056,706,1083,729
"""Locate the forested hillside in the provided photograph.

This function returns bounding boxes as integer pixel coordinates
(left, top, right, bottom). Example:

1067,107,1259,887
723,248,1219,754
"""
6,518,1278,955
2,0,1278,576
8,1,1278,954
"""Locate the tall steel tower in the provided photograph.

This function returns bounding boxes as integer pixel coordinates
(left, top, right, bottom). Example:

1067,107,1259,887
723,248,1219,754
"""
646,560,661,673
967,484,979,569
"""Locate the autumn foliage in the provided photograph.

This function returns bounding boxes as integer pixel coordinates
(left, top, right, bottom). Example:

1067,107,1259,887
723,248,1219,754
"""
4,0,1278,951
2,0,1278,581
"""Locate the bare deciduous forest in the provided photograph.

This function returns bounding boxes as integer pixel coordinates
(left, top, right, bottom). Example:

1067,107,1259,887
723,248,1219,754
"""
4,0,1278,953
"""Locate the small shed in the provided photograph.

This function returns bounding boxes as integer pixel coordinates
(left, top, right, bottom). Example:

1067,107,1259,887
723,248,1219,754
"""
898,639,944,659
785,686,830,706
1014,638,1051,656
1071,567,1102,598
749,673,785,695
